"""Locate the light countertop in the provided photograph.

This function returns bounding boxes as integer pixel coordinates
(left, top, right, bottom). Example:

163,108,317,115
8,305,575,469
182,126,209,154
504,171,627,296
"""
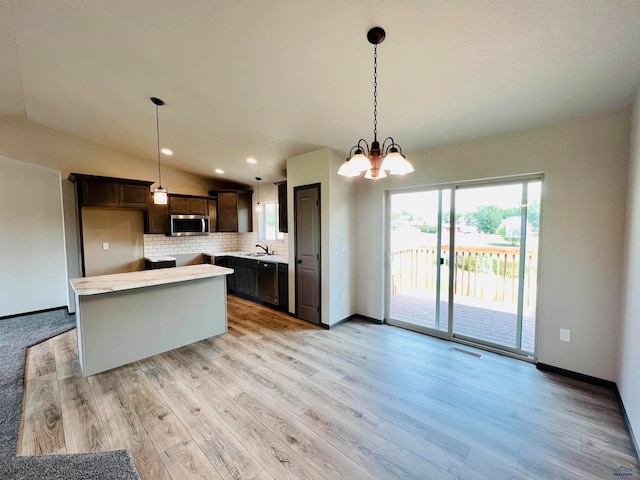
203,251,289,265
144,256,177,262
70,264,233,296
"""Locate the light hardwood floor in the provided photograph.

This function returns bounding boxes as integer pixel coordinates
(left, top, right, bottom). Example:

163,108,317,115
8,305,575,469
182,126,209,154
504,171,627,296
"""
19,295,639,479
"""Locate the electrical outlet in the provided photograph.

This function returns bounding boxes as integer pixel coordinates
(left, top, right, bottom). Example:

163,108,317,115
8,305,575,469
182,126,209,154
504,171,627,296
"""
102,242,109,250
560,328,571,342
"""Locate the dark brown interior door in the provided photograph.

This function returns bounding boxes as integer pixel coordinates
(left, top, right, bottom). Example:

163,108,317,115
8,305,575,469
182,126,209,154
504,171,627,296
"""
295,185,320,324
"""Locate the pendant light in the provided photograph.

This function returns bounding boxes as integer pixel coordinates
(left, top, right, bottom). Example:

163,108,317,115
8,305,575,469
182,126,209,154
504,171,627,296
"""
151,97,168,205
338,27,414,180
255,177,262,212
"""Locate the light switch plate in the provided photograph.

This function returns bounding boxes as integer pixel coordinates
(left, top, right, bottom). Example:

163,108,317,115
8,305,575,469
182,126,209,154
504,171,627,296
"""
102,242,109,250
560,328,571,342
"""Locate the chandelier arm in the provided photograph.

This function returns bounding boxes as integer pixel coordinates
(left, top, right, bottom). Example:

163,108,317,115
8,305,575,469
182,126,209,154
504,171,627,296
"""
356,138,370,154
381,137,395,155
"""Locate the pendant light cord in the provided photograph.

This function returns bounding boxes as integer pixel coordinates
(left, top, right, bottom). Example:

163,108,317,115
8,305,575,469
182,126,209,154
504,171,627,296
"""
155,104,162,188
373,44,378,142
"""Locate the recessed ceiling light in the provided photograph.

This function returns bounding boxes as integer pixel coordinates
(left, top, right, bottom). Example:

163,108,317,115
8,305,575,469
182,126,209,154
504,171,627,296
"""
246,157,257,164
161,148,173,155
215,168,224,174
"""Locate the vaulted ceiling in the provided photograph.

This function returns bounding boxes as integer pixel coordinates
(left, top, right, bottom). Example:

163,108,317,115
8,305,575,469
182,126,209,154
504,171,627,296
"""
2,1,639,185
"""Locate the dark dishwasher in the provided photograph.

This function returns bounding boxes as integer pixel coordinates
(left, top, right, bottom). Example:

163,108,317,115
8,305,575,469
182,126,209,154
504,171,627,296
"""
258,261,278,305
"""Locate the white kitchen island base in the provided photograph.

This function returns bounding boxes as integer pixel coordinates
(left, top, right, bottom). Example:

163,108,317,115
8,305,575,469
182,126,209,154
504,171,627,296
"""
71,264,232,377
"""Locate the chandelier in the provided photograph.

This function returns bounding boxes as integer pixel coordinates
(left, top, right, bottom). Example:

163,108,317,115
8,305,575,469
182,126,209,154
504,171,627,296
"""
338,27,414,180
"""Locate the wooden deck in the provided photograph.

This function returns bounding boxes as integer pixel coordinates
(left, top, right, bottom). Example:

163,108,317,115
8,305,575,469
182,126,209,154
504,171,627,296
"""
390,292,536,353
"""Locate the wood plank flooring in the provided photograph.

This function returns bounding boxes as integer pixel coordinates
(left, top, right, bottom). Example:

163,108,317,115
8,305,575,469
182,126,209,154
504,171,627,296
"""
19,295,638,479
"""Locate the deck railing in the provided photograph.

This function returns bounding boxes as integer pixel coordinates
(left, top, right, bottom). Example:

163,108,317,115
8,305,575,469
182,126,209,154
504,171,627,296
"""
391,246,538,307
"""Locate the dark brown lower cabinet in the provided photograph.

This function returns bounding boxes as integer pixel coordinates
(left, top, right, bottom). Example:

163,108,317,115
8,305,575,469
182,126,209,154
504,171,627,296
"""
215,256,287,311
278,263,288,310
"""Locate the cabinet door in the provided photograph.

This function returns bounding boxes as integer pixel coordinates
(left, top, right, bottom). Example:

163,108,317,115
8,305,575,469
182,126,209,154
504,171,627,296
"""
217,192,238,232
278,263,288,309
277,182,288,233
237,191,253,233
82,179,118,207
146,199,169,234
169,196,190,215
214,256,234,292
234,264,247,294
188,198,208,215
119,183,149,208
208,199,218,232
246,265,258,298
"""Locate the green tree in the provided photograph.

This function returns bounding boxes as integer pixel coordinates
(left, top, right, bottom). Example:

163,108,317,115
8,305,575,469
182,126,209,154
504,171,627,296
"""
390,210,416,230
526,200,540,229
471,205,503,234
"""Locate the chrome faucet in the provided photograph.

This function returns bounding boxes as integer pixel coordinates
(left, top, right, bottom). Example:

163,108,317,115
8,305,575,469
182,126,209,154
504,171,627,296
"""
256,244,270,255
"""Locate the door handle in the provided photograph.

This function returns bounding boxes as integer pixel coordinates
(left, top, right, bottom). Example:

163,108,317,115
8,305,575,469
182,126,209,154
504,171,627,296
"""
297,259,302,264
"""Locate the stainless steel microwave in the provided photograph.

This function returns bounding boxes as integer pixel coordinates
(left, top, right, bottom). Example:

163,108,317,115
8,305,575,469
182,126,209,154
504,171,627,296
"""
170,215,210,236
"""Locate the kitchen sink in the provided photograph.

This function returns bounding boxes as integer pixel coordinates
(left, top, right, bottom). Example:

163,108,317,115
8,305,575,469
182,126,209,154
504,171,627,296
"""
241,252,268,257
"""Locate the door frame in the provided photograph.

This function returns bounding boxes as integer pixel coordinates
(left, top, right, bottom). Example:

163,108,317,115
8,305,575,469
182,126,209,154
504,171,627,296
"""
384,174,544,362
293,183,321,324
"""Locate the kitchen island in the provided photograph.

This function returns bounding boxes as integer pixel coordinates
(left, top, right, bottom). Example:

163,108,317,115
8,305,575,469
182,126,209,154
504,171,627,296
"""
69,264,233,377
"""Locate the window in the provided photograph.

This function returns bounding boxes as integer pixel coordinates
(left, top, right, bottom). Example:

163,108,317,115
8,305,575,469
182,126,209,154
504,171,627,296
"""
258,201,284,241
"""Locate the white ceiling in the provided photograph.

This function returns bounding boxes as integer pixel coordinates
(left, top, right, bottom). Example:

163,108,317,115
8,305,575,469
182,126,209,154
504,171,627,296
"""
2,1,640,186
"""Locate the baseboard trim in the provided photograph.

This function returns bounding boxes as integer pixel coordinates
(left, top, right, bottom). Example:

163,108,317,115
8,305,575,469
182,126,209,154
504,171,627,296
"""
535,362,616,389
327,315,353,329
536,362,639,465
614,385,640,466
325,314,385,329
0,306,68,321
354,314,384,325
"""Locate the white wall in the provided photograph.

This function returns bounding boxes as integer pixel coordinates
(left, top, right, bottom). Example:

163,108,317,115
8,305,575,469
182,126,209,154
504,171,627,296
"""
286,148,356,326
0,116,216,196
355,108,631,381
619,89,640,447
0,115,221,311
0,156,68,316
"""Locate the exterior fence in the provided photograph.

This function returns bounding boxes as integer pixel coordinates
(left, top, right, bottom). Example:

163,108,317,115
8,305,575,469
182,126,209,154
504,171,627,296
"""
391,246,538,307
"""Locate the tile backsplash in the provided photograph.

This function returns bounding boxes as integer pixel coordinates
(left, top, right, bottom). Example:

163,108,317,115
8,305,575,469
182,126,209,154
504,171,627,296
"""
143,232,288,257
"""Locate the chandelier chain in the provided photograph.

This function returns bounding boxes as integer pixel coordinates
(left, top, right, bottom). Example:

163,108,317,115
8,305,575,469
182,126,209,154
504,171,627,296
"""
373,44,378,142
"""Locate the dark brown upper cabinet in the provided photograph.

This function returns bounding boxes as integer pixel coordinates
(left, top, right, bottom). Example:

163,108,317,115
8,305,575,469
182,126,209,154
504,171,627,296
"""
209,189,253,232
275,181,288,233
208,198,218,232
69,173,153,209
168,194,209,215
146,194,170,234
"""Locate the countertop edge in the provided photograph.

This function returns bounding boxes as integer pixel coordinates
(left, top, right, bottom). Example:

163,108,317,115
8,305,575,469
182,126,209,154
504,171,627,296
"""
70,264,233,296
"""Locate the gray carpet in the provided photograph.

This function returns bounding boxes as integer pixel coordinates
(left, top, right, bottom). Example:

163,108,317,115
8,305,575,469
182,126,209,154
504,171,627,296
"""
0,309,140,479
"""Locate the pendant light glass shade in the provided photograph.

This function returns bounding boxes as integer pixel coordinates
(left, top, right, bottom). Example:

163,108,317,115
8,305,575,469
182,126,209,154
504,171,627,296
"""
380,149,414,175
153,186,168,205
364,167,387,180
349,152,371,172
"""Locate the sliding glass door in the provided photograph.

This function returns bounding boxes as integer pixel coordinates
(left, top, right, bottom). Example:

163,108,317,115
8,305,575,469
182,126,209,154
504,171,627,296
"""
387,177,541,357
389,189,450,333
